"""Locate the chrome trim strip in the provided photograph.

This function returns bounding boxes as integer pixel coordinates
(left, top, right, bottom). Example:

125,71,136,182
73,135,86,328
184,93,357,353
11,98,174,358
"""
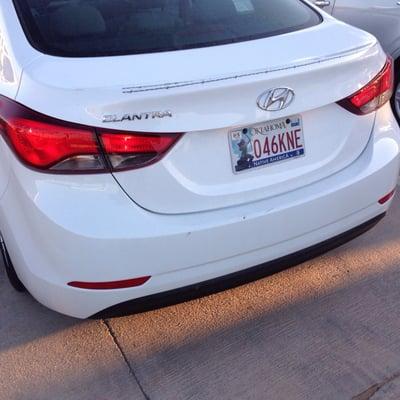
122,43,376,94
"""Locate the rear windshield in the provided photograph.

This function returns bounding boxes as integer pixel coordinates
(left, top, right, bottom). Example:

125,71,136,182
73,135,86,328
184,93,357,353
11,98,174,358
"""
13,0,321,57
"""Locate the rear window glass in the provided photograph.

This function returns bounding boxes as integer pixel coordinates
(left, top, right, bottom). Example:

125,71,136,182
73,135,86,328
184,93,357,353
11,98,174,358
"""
13,0,321,57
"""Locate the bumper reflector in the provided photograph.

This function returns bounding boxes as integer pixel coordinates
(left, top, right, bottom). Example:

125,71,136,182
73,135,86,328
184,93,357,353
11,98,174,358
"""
378,189,396,205
68,276,151,290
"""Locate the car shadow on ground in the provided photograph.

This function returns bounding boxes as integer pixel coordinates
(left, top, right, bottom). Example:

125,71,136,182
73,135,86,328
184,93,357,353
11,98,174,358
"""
0,266,79,353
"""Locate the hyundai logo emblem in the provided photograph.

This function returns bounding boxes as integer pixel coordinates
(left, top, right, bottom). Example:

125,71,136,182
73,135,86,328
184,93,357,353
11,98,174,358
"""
257,88,295,111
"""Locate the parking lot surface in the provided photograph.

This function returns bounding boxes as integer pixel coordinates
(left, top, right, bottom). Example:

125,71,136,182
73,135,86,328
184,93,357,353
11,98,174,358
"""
1,190,400,400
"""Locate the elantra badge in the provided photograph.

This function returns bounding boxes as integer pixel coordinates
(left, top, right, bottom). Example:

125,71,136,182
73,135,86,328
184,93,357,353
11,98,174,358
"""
102,110,173,123
257,88,295,111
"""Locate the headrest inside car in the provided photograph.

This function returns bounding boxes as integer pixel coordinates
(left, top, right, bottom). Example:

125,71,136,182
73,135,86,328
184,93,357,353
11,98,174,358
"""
30,0,50,10
50,4,106,38
131,0,166,10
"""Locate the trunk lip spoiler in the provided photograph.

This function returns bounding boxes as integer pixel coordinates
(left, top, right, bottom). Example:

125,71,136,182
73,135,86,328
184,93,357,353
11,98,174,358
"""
122,42,377,94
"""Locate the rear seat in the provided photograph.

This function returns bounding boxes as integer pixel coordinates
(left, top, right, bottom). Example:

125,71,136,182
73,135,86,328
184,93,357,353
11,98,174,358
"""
95,0,133,34
121,0,180,33
49,3,106,39
192,0,238,22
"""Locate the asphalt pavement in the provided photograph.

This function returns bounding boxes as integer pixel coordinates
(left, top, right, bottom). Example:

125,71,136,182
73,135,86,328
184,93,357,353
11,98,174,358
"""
1,190,400,400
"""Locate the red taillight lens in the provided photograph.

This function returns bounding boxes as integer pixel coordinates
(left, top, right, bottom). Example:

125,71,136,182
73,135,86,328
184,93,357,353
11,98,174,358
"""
100,131,182,171
5,118,102,170
0,97,105,172
338,57,394,115
0,96,182,173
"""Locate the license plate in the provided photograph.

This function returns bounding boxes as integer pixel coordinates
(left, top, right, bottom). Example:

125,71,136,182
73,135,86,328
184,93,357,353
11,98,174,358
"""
229,115,305,173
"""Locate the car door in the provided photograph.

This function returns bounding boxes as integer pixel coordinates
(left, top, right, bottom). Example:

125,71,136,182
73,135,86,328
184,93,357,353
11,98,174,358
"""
332,0,400,57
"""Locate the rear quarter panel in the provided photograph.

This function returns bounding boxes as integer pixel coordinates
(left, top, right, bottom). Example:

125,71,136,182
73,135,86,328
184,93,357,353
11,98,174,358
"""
0,3,21,99
0,0,41,197
0,0,40,99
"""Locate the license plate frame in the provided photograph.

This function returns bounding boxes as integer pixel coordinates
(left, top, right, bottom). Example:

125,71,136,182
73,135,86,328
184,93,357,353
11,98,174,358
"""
229,115,306,174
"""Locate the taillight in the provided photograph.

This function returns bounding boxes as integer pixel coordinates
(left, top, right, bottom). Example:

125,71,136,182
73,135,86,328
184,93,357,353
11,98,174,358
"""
338,57,394,115
5,118,103,171
100,131,182,171
0,98,105,172
0,96,182,173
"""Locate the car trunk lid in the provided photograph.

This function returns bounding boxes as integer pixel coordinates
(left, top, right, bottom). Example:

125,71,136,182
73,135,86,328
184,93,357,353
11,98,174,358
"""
17,19,385,214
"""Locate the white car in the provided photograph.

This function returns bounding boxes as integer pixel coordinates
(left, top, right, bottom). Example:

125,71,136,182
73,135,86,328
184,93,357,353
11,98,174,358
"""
313,0,400,121
0,0,399,318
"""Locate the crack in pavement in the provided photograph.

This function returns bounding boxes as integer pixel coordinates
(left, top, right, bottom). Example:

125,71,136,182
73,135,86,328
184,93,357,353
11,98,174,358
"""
352,372,400,400
102,319,151,400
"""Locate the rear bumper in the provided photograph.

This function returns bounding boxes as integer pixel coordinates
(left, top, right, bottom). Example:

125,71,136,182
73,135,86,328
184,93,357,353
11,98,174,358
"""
0,105,399,318
93,213,385,319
